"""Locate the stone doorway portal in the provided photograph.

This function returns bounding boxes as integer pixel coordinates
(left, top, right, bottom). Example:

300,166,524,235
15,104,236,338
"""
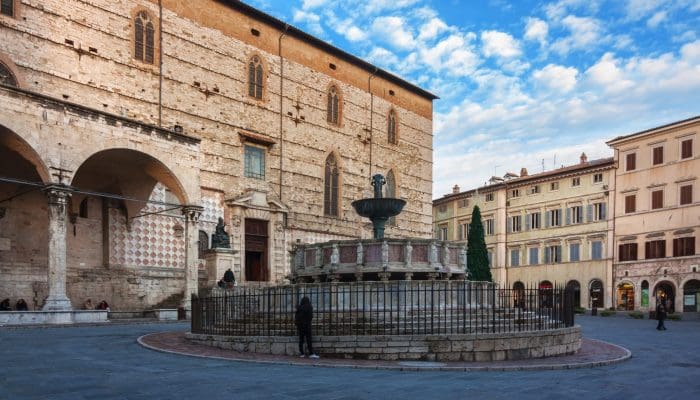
245,219,268,281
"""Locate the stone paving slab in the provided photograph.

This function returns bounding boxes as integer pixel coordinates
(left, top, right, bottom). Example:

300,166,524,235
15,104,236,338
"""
138,331,630,371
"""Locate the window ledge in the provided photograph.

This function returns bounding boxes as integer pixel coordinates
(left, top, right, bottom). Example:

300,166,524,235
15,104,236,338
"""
239,130,276,147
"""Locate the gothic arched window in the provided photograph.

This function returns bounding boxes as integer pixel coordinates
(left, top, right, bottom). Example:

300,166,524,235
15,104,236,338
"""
248,55,264,99
134,11,155,64
198,230,209,259
385,170,396,225
324,154,339,216
0,61,17,86
388,109,398,144
327,85,340,125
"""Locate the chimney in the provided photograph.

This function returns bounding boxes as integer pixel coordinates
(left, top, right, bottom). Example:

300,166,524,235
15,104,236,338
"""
580,152,588,164
520,167,528,177
452,184,460,194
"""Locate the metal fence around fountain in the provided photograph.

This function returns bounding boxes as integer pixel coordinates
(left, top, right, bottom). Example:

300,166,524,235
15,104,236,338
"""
191,281,575,337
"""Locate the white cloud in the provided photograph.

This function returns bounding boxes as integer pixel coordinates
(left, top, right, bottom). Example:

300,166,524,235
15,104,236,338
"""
532,64,579,93
363,0,421,14
419,33,480,77
371,16,415,50
418,17,449,41
481,30,522,58
624,0,665,20
646,10,668,28
544,0,601,21
292,9,324,36
551,15,606,55
524,18,548,45
680,39,700,63
365,47,400,67
585,53,635,93
301,0,328,9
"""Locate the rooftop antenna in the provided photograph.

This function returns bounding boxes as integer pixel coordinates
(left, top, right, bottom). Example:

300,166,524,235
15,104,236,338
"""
494,164,501,176
553,154,557,169
541,158,545,172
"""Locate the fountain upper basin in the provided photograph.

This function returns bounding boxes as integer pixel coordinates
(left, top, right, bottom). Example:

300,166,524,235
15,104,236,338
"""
351,198,406,219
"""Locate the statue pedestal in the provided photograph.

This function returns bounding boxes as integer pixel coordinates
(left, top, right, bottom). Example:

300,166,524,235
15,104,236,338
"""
205,248,238,288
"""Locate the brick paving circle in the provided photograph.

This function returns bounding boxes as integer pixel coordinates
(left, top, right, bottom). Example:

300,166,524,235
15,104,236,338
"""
138,331,631,371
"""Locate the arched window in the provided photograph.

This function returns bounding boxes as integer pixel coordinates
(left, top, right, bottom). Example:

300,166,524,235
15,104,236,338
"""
327,85,340,125
134,11,155,64
0,61,17,86
385,170,396,225
324,154,339,216
248,56,264,99
1,0,14,17
198,230,209,259
387,109,398,144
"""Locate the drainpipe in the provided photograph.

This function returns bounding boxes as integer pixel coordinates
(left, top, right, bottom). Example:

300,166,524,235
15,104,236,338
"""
278,24,289,204
367,67,378,181
158,0,163,127
609,152,618,310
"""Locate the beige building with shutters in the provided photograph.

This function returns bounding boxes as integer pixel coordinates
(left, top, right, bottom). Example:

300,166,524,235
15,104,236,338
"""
433,155,616,309
607,116,700,314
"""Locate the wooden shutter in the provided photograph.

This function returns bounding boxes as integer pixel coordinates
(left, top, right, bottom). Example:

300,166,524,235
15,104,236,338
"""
586,204,593,221
625,195,635,213
680,185,692,205
652,190,663,209
626,153,636,171
600,203,606,219
681,139,693,159
653,146,663,165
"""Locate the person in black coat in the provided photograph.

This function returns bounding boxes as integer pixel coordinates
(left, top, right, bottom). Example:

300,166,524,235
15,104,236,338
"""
295,296,319,358
0,298,11,311
15,299,29,311
223,269,235,289
656,300,667,330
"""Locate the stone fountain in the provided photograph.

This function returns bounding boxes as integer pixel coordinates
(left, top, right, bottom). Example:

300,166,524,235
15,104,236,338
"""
351,174,406,239
290,174,467,282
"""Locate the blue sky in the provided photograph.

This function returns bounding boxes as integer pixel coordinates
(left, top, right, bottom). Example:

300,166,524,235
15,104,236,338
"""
245,0,700,198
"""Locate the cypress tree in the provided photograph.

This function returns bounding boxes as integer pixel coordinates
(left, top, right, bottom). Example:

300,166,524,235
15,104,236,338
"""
467,205,492,282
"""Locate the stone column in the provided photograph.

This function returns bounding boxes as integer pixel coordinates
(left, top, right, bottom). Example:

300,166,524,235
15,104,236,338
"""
43,186,72,311
182,206,202,309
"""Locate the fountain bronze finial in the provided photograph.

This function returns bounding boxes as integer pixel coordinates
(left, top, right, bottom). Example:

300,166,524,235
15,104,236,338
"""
371,174,386,198
352,174,406,239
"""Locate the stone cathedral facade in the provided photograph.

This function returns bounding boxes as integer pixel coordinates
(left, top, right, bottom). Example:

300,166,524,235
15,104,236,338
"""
0,0,436,311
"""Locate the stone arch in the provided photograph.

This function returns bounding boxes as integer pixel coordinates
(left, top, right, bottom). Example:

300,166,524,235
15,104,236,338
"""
70,148,191,219
652,279,676,313
0,52,24,88
244,208,270,220
0,123,51,183
588,278,604,308
616,280,635,311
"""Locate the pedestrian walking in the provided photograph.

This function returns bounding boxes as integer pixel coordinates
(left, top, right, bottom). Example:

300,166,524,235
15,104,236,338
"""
656,300,667,330
295,296,319,359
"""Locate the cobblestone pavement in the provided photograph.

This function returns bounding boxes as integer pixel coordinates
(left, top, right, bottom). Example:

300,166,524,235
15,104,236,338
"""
1,316,699,399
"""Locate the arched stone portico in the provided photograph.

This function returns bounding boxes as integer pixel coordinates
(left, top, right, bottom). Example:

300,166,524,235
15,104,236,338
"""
0,84,202,310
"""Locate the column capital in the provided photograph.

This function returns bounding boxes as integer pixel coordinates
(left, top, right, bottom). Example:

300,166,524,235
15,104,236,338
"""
181,205,203,222
43,185,72,205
